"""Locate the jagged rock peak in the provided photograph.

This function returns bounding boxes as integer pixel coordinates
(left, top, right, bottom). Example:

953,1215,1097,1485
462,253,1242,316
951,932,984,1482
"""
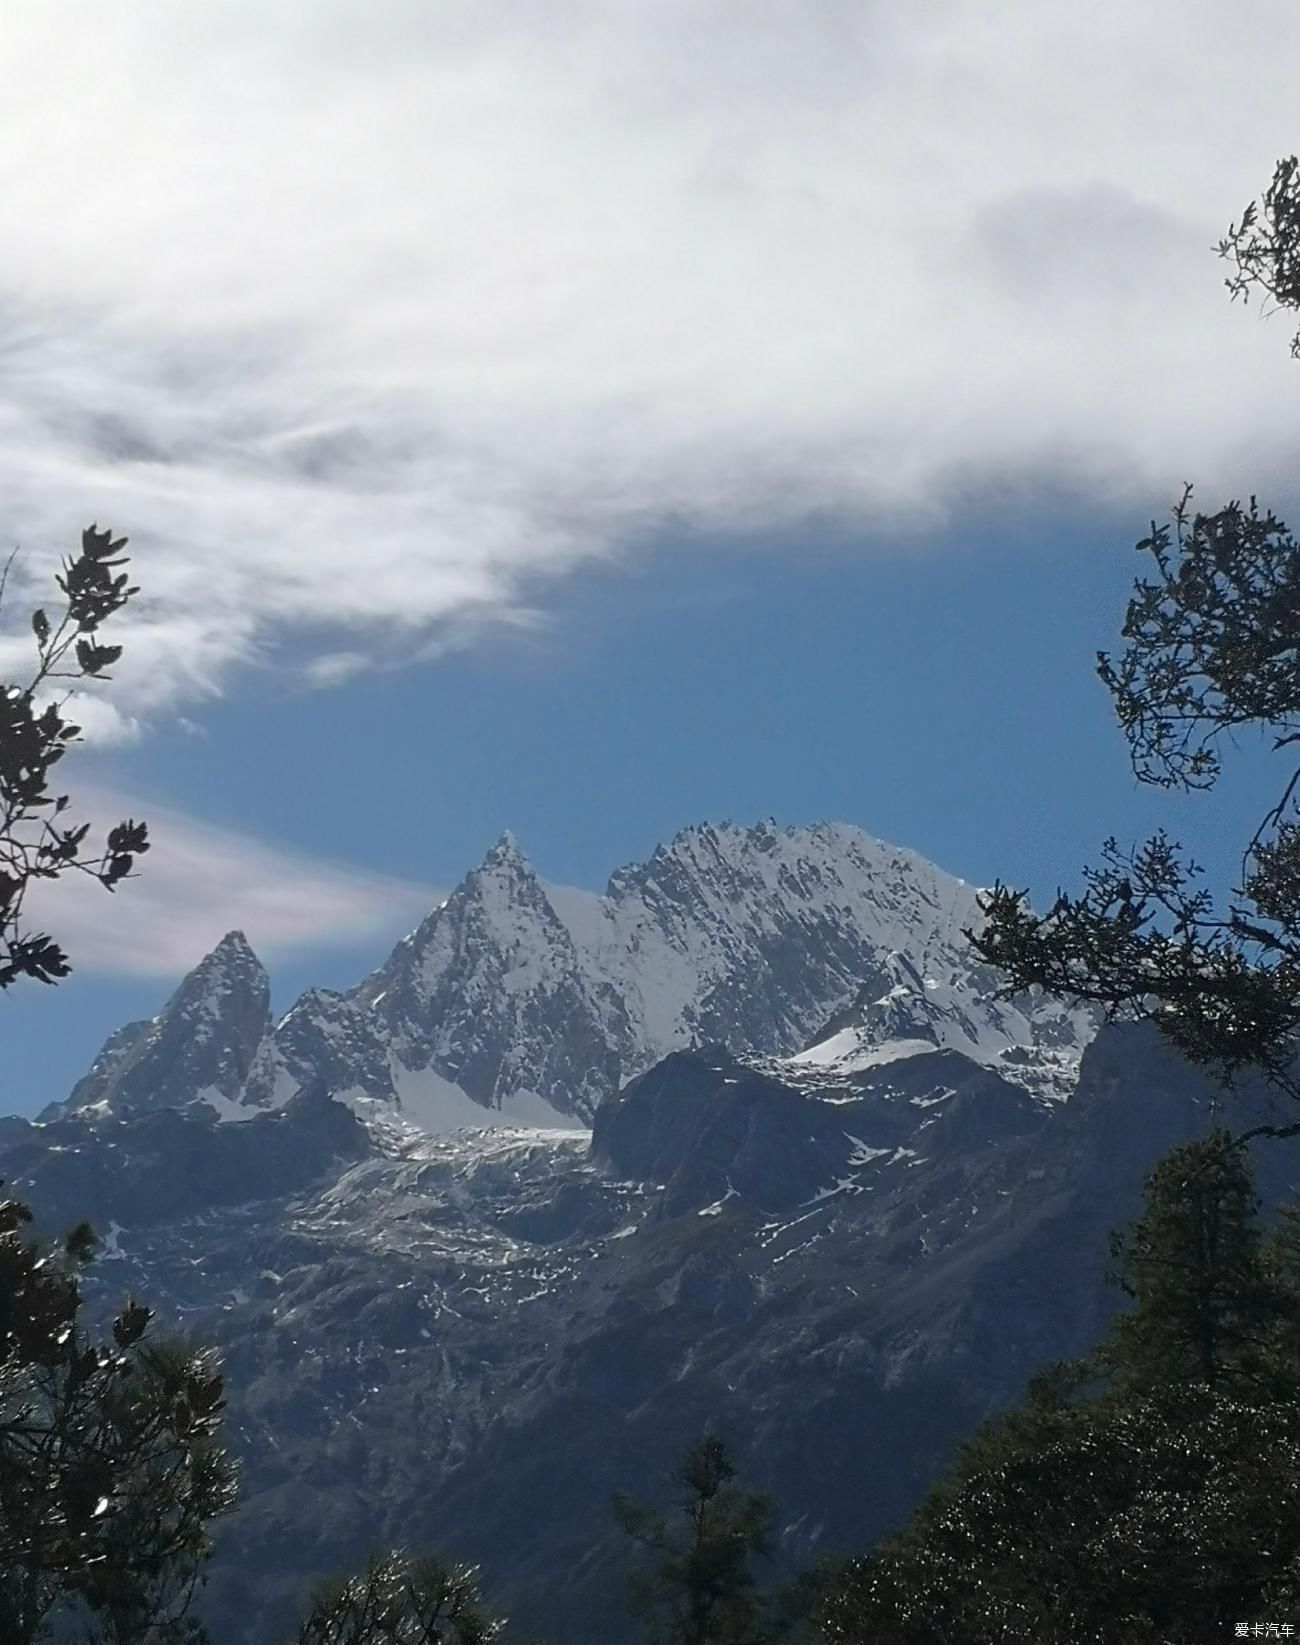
476,829,532,873
171,931,269,1016
164,930,269,1009
467,829,536,881
610,818,954,895
55,929,273,1122
206,928,263,964
276,985,345,1034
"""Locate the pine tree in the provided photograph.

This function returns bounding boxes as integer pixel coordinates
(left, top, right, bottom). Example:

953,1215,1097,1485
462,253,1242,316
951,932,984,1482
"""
0,534,238,1641
293,1550,503,1645
614,1435,777,1645
817,152,1300,1642
1263,1187,1300,1374
1095,1130,1287,1397
0,1189,238,1644
819,1387,1300,1643
814,1134,1300,1643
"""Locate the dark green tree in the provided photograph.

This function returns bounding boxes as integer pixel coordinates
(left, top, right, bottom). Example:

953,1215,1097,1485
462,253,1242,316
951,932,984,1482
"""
0,1190,238,1644
0,530,239,1640
1096,1128,1286,1396
814,1134,1300,1643
293,1551,503,1645
818,1387,1300,1644
1271,1185,1300,1270
614,1435,777,1645
0,523,148,989
1220,153,1300,357
818,155,1300,1644
970,156,1300,1115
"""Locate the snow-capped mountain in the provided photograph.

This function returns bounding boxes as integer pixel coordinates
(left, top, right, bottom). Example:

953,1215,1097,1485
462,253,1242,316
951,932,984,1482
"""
12,818,1260,1644
61,930,276,1119
54,820,1096,1127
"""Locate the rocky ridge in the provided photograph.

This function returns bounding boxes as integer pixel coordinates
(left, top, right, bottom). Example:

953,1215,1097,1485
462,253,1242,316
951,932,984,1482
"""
53,821,1096,1129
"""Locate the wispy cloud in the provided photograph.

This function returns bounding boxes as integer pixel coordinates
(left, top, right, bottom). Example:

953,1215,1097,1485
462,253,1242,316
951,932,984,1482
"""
23,786,437,977
0,1,1297,722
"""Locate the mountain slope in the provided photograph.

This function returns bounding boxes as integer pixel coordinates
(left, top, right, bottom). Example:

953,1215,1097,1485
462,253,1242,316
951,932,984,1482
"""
6,1024,1277,1645
17,817,1273,1643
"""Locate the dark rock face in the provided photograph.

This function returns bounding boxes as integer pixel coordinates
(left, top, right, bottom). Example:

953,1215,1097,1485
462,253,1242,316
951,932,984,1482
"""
7,1087,371,1236
55,931,272,1119
266,988,393,1105
355,835,632,1119
591,1047,1045,1217
4,1022,1283,1645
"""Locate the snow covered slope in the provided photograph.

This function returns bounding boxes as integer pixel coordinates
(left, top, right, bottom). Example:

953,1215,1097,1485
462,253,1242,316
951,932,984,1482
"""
55,820,1097,1128
782,940,1092,1100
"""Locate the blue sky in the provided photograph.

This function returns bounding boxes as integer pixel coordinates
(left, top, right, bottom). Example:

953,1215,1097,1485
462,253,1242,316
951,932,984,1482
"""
2,3,1299,1115
7,496,1290,1117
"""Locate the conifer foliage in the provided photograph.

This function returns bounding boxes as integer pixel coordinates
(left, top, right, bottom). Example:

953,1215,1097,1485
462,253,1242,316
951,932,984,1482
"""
1098,1131,1281,1395
0,528,239,1641
293,1551,503,1645
614,1435,779,1645
0,1189,238,1644
816,1132,1300,1642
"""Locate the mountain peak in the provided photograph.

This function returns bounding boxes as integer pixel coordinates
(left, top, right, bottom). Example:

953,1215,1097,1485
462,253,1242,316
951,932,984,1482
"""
205,929,262,967
656,817,895,860
57,927,273,1122
480,829,531,873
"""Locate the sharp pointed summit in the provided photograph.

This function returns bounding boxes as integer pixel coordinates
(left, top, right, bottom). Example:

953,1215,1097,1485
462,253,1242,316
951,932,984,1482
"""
475,829,535,881
213,928,257,955
55,930,273,1121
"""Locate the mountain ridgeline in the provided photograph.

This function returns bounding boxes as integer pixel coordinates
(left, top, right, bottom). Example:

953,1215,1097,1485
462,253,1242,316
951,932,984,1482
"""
51,821,1095,1132
4,820,1264,1644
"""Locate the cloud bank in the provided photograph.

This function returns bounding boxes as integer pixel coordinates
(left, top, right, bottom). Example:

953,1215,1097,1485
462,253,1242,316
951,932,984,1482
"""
24,786,437,977
0,1,1298,719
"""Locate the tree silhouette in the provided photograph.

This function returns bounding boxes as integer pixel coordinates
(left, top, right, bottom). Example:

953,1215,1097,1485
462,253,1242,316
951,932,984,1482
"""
0,524,148,989
971,159,1300,1119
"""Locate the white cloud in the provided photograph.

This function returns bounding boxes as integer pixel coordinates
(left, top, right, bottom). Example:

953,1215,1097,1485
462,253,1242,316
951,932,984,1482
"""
22,785,437,977
0,1,1297,716
54,695,142,748
300,651,373,690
